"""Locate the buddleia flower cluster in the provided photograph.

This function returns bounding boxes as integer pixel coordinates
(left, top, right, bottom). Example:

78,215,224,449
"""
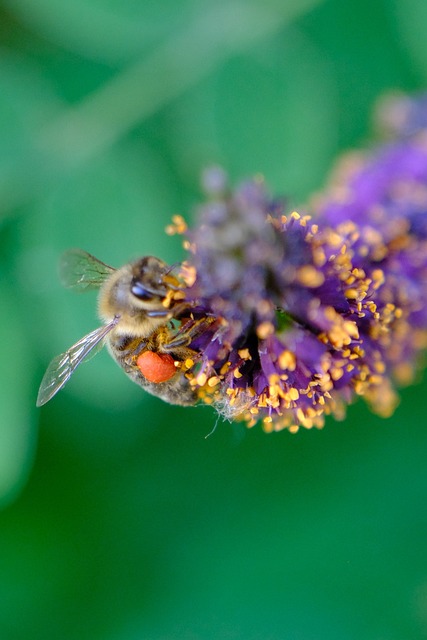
171,94,427,432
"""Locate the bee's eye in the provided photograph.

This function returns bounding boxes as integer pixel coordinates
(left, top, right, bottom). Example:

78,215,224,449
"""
131,281,154,301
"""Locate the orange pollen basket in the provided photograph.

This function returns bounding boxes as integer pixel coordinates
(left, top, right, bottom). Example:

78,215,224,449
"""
136,352,177,383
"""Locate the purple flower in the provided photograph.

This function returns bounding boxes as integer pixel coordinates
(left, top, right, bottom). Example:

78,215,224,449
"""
175,96,427,431
313,95,427,408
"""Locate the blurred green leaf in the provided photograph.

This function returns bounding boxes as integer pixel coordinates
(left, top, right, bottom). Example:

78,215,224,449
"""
3,0,202,64
168,29,338,199
0,50,61,216
214,29,338,199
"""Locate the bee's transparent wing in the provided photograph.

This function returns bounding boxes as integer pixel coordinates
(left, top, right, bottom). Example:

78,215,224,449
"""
36,317,119,407
60,248,116,291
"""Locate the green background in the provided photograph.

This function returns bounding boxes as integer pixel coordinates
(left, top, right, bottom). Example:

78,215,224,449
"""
1,0,427,638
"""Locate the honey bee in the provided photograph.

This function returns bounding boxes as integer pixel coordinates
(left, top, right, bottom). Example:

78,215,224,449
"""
37,249,210,407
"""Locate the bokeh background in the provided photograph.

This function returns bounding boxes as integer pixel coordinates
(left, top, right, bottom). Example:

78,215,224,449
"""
1,0,427,638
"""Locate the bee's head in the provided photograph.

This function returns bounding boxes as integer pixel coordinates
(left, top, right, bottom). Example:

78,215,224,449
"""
130,256,172,302
98,256,183,322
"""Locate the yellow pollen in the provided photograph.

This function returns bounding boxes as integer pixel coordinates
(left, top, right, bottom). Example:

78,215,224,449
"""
330,367,344,381
371,269,385,288
165,214,188,235
345,288,359,299
313,247,327,267
161,290,176,308
344,320,359,339
278,350,296,371
238,348,251,360
393,362,414,385
288,388,299,401
296,265,325,287
327,230,343,247
296,408,305,423
268,373,280,386
256,321,275,339
220,361,231,375
353,267,366,279
258,394,268,408
180,262,197,287
373,361,386,374
195,372,207,386
172,290,186,301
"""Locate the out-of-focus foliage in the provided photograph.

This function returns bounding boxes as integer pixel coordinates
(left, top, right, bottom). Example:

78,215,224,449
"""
1,0,427,638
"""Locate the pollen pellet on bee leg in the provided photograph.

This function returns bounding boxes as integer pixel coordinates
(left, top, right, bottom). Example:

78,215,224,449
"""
136,351,177,383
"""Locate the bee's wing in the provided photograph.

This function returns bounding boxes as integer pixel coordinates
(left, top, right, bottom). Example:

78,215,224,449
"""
60,249,116,291
36,317,119,407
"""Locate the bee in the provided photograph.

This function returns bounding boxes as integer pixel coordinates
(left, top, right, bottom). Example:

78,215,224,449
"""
37,249,211,407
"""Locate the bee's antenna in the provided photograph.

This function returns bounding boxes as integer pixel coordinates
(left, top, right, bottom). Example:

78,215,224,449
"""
163,262,183,290
164,262,180,275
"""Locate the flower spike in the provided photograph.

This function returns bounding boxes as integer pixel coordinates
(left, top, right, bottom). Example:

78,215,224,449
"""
176,96,427,431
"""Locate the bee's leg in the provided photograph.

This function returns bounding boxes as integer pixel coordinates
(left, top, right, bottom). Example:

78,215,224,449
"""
169,301,192,317
112,335,148,359
131,340,150,358
146,309,172,319
146,302,191,319
161,317,216,352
